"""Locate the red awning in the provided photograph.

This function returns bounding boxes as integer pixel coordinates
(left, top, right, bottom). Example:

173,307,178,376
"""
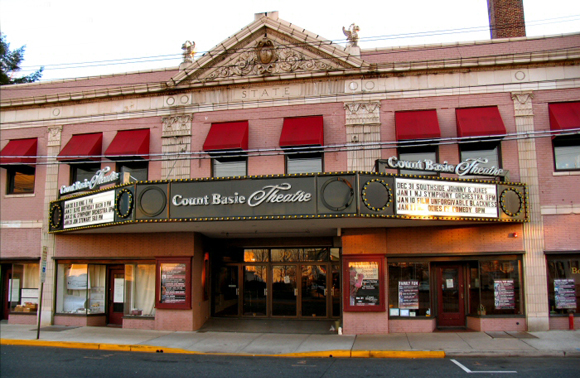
549,102,580,132
279,116,324,147
105,129,150,159
203,121,249,151
456,107,506,137
57,133,103,162
0,138,38,166
395,110,440,141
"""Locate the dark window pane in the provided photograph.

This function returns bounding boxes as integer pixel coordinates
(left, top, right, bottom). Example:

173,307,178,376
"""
554,139,580,170
398,149,437,175
8,168,35,194
460,143,500,168
118,162,148,182
213,158,247,177
71,164,100,184
287,153,322,174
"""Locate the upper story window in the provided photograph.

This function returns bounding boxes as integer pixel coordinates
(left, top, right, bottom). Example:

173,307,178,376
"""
0,138,38,194
459,142,501,169
203,121,248,177
57,133,103,185
395,110,441,176
455,106,506,177
286,151,323,174
280,116,324,174
212,155,247,177
104,129,151,182
398,146,438,176
70,163,101,184
549,102,580,171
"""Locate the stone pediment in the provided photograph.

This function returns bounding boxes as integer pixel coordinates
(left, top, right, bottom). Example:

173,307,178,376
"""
168,14,368,87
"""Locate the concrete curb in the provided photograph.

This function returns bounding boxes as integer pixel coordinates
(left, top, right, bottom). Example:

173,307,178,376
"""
0,339,445,358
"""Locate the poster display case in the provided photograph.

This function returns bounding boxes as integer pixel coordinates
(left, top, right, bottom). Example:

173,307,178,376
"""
343,255,385,312
155,257,192,310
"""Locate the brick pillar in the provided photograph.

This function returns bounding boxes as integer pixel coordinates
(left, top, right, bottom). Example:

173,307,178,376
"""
161,115,192,179
344,101,382,171
512,92,549,331
39,126,62,326
488,0,526,39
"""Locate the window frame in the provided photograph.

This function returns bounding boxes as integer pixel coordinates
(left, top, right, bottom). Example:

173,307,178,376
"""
459,141,502,169
285,151,324,174
70,163,101,185
6,165,35,194
397,145,439,176
552,135,580,172
211,154,248,177
117,161,149,183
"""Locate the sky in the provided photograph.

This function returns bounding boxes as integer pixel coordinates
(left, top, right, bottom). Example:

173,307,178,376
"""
1,0,579,82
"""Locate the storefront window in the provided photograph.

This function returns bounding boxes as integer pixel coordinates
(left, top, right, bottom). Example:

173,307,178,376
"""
479,260,522,315
124,264,156,317
9,263,39,313
388,262,430,317
547,257,579,315
56,264,106,314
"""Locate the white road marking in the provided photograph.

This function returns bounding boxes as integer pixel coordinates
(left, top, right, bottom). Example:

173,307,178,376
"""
451,359,517,374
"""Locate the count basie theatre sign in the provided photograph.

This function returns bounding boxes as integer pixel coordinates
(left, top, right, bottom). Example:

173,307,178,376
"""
48,170,528,233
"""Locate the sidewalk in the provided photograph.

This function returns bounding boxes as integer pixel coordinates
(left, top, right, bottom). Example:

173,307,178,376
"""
1,323,579,358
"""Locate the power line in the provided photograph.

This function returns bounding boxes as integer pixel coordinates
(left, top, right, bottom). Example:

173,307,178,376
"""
2,128,578,167
6,43,580,93
16,14,580,74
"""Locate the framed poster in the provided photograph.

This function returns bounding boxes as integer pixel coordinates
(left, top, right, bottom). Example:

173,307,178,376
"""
343,255,385,312
554,279,577,309
155,257,192,310
494,279,515,309
398,280,419,310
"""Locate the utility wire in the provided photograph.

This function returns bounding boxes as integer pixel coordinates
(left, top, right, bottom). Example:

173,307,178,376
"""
6,43,580,92
3,128,578,167
15,14,580,74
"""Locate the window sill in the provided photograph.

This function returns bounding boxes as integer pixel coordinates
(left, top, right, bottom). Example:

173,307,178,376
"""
467,314,525,318
549,313,579,317
54,313,105,317
553,171,580,176
4,193,35,198
123,315,155,319
389,316,432,319
9,311,37,315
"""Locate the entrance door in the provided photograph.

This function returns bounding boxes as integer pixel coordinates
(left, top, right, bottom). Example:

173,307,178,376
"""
437,265,465,327
301,265,327,317
108,268,125,325
272,265,297,316
214,266,239,316
243,265,267,316
1,267,12,320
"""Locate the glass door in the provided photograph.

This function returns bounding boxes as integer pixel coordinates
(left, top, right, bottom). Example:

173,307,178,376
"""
243,265,267,316
301,265,327,317
272,265,297,316
331,265,341,317
108,267,124,325
214,266,239,316
437,265,465,327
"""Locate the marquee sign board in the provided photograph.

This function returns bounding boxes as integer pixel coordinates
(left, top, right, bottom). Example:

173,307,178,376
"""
48,172,527,233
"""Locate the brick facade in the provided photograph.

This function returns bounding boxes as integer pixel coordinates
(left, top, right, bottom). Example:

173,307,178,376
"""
1,12,579,334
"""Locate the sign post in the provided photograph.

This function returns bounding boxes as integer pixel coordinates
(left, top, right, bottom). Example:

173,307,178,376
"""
36,246,48,340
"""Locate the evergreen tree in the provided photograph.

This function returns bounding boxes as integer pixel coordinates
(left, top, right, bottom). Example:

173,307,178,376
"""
1,33,43,85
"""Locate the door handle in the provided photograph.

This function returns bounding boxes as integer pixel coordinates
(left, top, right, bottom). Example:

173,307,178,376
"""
324,288,327,296
264,288,268,296
294,288,298,296
236,288,239,296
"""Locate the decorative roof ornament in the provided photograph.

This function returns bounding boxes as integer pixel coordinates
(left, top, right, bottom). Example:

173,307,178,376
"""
342,23,360,47
181,41,196,63
205,38,334,80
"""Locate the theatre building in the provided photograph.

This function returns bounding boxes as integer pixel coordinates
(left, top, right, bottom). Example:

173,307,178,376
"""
1,7,579,334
